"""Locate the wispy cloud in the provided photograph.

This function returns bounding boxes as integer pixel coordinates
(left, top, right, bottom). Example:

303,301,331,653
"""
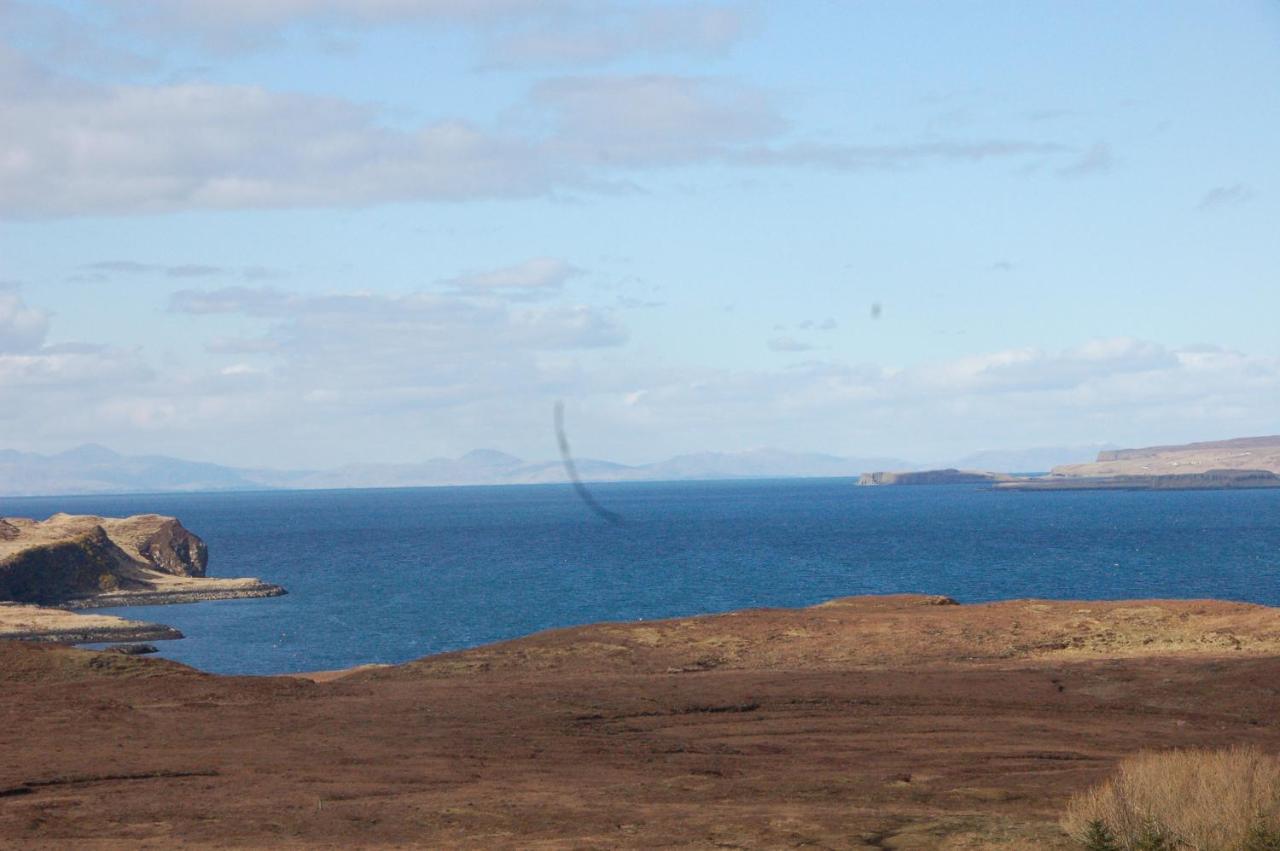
1056,141,1113,177
70,260,286,281
736,139,1066,171
767,336,814,353
438,257,581,294
484,4,746,68
1197,183,1253,212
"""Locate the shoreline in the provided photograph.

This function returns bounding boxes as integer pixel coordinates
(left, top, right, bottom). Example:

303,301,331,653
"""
0,602,183,644
63,581,286,610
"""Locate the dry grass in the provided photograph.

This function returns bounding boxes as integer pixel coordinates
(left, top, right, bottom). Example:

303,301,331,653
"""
1062,746,1280,849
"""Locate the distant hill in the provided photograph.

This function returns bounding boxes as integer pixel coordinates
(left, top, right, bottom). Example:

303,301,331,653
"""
12,439,1227,498
0,445,261,496
1051,435,1280,478
0,444,917,497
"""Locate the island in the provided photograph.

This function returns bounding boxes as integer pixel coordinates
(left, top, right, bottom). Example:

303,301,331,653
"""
0,513,284,643
857,468,1014,486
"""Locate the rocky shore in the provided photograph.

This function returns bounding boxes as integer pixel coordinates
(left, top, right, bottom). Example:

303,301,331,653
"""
0,513,283,645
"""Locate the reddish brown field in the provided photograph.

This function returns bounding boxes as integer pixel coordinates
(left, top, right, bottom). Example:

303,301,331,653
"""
4,595,1280,849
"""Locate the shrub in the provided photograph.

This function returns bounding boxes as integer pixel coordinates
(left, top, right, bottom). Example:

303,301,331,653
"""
1082,820,1121,851
1062,746,1280,850
1243,822,1280,851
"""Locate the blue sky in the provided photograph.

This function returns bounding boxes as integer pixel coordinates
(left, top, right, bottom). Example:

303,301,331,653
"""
1,1,1277,467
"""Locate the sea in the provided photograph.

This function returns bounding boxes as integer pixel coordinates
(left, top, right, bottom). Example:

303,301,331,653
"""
2,479,1278,676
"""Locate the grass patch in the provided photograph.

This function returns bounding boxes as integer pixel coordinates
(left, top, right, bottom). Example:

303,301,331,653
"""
1063,746,1280,849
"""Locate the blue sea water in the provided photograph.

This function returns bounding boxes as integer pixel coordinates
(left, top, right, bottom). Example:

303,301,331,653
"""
1,480,1278,676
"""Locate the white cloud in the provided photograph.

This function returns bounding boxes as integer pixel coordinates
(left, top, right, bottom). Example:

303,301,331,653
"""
439,257,580,292
0,55,558,217
89,0,748,65
535,74,783,166
0,286,50,352
0,291,152,425
0,38,1074,218
2,280,1278,465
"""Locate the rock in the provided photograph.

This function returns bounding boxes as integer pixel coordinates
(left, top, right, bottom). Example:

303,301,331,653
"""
123,515,209,577
102,643,159,655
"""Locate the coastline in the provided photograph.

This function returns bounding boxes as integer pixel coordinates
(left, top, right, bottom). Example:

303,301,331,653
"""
62,580,286,609
0,602,183,644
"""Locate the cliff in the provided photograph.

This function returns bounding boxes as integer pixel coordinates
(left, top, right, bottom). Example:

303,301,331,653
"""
0,513,283,608
858,468,1014,486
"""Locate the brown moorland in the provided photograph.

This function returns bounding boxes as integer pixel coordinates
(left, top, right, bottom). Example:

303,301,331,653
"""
5,594,1280,848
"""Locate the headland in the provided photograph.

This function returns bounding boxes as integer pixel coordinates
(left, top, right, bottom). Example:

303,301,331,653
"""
0,513,284,643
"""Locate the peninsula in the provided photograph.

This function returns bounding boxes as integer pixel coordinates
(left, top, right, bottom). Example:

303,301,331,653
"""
0,513,284,643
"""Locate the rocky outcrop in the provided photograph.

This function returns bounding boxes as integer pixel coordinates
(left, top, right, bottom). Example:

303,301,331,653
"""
0,513,283,608
858,468,1014,486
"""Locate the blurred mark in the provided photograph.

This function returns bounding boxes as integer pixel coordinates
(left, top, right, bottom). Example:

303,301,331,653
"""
870,302,883,320
554,401,623,525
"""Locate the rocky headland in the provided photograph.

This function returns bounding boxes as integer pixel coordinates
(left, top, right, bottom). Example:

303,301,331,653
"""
0,513,283,643
6,594,1280,847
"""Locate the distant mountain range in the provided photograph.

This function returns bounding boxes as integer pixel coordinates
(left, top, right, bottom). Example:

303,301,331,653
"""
0,443,1109,498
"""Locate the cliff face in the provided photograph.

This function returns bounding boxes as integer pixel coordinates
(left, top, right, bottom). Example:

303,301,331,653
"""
98,514,208,577
0,526,133,604
0,514,276,607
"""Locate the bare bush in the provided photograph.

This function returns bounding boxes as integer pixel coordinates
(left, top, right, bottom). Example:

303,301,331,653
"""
1063,747,1280,850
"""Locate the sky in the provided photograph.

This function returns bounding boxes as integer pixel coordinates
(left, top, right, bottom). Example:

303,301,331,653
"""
1,0,1278,468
